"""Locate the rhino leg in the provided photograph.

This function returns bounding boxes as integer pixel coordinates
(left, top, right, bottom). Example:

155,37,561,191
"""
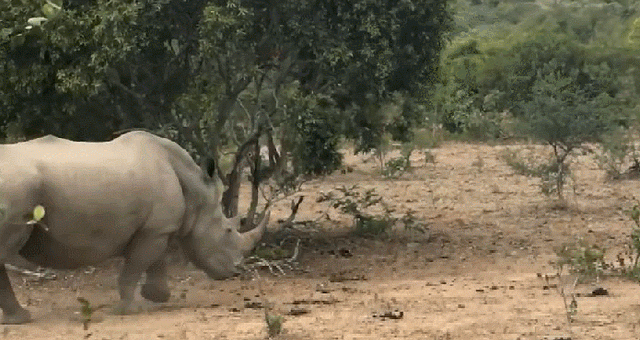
141,257,170,303
0,266,31,324
114,235,169,314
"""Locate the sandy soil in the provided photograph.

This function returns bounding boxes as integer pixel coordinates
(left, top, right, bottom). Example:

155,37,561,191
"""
4,142,640,340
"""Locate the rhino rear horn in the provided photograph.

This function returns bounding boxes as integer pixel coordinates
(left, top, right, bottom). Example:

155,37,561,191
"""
240,211,269,255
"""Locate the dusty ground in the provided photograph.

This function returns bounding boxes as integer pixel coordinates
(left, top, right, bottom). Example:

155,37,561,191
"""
5,142,640,340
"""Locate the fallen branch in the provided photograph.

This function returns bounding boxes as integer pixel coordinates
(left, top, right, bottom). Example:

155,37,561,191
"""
244,239,302,276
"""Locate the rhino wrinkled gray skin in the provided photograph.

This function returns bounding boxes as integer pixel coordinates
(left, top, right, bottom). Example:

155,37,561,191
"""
0,131,268,324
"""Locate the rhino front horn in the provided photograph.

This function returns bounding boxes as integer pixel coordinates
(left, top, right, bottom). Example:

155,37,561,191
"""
240,211,270,255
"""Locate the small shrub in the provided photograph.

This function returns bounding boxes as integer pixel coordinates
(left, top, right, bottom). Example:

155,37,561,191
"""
252,245,292,260
382,155,411,179
424,150,436,165
328,185,383,216
265,312,284,338
353,215,393,237
321,185,392,237
321,185,427,237
595,129,638,180
459,109,504,141
554,240,607,281
400,209,429,235
412,127,442,150
77,297,93,331
622,201,640,279
502,150,575,199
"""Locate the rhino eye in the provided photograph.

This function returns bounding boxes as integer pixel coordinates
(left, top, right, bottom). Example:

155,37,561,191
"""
225,228,233,234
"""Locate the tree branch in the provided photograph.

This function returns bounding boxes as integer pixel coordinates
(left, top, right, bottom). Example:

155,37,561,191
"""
279,196,304,229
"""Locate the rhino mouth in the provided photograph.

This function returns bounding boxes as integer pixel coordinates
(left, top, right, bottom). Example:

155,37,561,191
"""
203,267,241,280
198,260,244,280
178,240,243,280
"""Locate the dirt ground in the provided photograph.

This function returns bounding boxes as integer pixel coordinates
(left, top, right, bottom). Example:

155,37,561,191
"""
5,142,640,340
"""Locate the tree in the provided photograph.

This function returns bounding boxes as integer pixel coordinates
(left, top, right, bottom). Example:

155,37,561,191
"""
0,0,208,141
170,0,452,219
518,69,614,200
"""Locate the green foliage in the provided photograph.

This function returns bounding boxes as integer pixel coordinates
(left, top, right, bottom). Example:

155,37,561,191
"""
252,245,292,261
431,38,491,136
283,89,343,176
318,0,452,102
381,145,414,179
411,127,442,150
265,312,284,338
77,297,93,330
382,155,411,179
329,185,384,218
519,70,613,150
502,149,575,198
176,0,450,217
177,0,451,167
434,1,639,140
629,17,640,45
322,185,428,237
0,0,207,140
511,67,614,199
623,202,640,279
321,0,452,154
321,185,427,236
320,185,392,237
554,240,607,280
595,128,638,180
353,215,394,238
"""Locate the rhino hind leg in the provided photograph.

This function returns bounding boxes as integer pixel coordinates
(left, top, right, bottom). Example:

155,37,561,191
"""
141,257,170,303
0,266,31,324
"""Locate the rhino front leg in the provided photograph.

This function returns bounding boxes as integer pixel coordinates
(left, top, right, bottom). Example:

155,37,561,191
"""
114,234,169,315
0,265,31,324
141,257,170,303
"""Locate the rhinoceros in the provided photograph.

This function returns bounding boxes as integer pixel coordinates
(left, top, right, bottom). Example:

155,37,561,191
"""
0,131,268,324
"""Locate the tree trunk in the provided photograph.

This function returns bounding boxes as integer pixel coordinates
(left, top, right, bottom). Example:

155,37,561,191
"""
221,130,261,217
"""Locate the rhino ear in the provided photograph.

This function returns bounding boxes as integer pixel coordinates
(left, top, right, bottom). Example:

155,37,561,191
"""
200,157,217,180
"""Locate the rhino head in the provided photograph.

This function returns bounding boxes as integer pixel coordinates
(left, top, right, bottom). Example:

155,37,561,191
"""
178,162,269,279
181,210,268,279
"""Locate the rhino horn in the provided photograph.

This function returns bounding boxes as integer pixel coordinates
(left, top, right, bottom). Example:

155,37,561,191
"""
239,211,269,255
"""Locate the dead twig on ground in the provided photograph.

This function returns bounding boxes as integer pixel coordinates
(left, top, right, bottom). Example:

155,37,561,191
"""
244,239,301,276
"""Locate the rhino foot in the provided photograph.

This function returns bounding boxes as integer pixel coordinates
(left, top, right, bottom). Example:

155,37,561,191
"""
141,283,170,303
2,307,31,324
111,301,147,316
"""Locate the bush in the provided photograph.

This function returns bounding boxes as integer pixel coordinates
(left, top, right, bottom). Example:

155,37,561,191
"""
622,202,640,279
595,128,639,180
515,69,614,200
320,185,392,237
554,240,607,280
283,90,344,176
502,149,576,198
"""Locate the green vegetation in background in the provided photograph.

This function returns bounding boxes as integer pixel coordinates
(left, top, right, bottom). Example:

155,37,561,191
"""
432,0,640,140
